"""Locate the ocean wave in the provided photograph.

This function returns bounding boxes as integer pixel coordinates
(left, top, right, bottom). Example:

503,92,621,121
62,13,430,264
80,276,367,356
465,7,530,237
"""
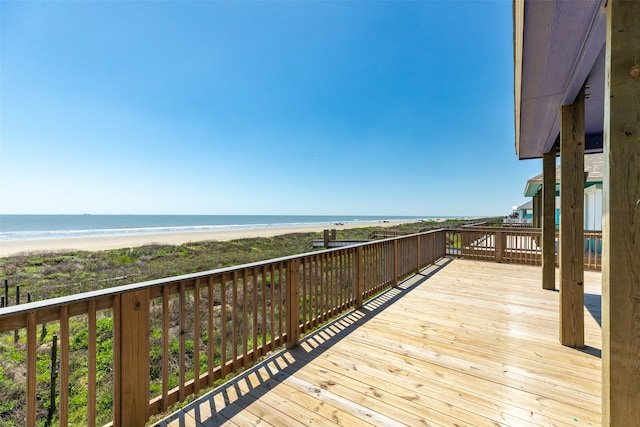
0,218,407,242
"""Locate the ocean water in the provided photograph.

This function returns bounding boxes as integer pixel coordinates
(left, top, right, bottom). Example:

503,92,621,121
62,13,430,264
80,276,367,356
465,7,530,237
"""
0,215,435,241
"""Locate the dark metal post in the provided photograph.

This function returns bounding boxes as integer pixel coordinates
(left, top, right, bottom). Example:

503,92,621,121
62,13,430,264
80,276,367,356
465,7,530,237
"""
14,286,20,343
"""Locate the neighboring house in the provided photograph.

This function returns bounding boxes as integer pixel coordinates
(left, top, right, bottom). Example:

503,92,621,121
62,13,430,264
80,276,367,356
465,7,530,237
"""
504,201,533,223
523,153,603,231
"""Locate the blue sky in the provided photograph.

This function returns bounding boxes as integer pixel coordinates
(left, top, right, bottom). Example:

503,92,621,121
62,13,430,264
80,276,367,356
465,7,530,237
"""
1,0,540,217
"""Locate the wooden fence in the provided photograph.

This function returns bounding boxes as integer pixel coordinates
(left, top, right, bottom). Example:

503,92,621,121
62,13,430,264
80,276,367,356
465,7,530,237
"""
445,227,602,270
0,230,446,427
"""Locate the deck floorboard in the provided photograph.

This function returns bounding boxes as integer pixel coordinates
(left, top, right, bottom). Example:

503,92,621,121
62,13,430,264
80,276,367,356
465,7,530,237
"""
156,258,602,427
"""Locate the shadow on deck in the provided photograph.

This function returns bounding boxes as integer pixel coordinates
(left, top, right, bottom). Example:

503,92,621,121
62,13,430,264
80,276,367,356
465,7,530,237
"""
156,258,602,427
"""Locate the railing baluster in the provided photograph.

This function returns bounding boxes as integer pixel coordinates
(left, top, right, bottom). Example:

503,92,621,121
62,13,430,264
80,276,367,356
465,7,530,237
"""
193,278,201,394
242,268,248,365
178,282,186,402
242,268,249,365
27,312,37,427
60,306,69,427
278,262,284,344
252,266,259,359
162,285,169,411
331,253,337,315
261,265,267,352
220,272,228,376
88,300,97,427
207,276,215,387
232,270,239,371
269,264,275,351
301,260,307,332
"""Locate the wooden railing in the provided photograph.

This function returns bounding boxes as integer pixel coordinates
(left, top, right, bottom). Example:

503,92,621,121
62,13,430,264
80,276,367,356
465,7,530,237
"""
445,227,602,270
368,229,413,239
0,230,447,427
462,221,534,229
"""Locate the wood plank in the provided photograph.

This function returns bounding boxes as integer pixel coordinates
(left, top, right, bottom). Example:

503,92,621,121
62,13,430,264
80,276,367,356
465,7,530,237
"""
157,259,602,427
249,364,376,427
298,346,560,427
602,0,640,424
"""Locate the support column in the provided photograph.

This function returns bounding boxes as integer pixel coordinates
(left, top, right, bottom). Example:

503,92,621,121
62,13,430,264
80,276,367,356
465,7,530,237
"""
602,0,640,424
542,149,556,290
533,190,541,228
559,86,585,348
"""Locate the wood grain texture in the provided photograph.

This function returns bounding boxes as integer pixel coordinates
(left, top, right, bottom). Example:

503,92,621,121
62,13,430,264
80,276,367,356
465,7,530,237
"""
602,0,640,425
560,87,585,347
159,259,602,427
117,289,150,426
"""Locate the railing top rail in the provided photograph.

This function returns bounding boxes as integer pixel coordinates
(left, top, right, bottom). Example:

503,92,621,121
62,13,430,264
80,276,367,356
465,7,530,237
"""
0,228,446,319
460,222,489,228
444,227,542,232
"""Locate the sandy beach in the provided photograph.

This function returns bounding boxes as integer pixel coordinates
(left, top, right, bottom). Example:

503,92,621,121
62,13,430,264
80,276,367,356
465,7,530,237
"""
0,220,410,258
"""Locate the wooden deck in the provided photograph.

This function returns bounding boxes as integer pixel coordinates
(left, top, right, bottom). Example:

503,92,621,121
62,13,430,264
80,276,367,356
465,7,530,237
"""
156,258,602,427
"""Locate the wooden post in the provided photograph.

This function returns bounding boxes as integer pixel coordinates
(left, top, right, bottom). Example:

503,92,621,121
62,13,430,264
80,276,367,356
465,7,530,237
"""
323,230,330,248
286,259,300,348
532,191,540,228
602,0,640,424
393,240,399,286
415,235,421,274
559,86,585,348
15,286,20,343
354,246,364,308
542,149,557,290
495,231,506,262
113,290,150,427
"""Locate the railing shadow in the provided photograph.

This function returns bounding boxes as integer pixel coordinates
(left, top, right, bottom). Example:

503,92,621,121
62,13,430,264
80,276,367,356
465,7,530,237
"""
154,258,453,426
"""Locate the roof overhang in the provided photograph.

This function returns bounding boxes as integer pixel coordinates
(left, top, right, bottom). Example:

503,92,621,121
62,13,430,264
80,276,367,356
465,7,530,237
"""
523,153,604,197
514,0,608,160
